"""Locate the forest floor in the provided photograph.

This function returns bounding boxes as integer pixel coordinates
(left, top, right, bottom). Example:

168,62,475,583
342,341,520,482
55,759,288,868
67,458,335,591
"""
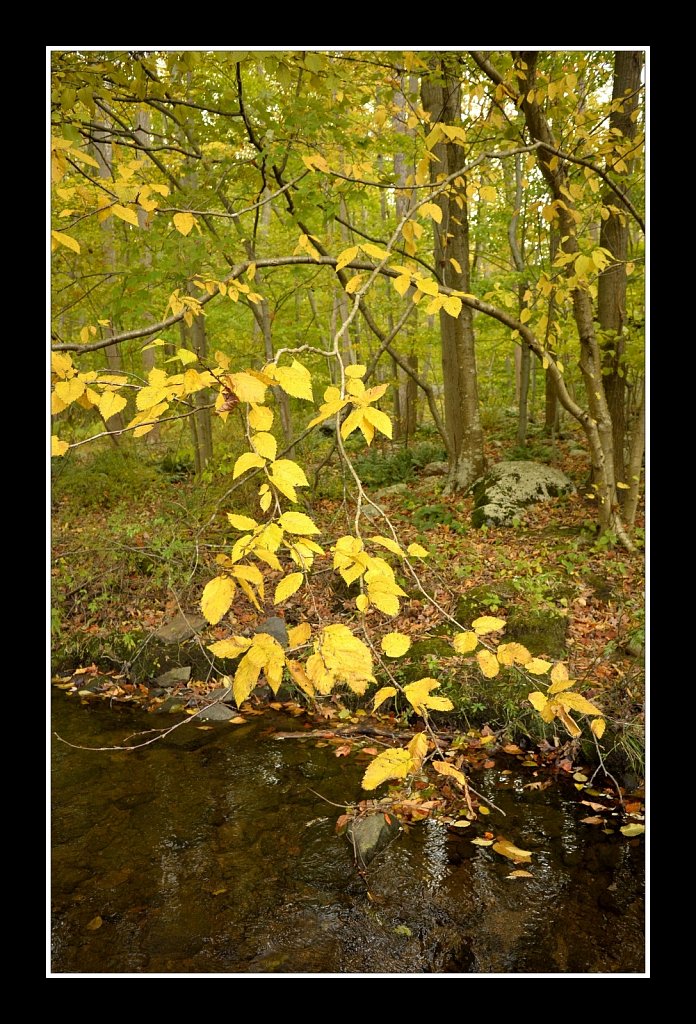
51,417,646,787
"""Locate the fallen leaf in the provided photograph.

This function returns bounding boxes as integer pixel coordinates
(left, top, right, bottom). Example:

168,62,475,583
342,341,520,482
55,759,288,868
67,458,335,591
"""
580,815,605,825
450,819,471,828
507,870,533,878
86,916,103,931
229,716,247,724
471,838,494,846
492,838,533,862
334,744,352,757
211,888,227,896
620,823,645,837
573,772,589,782
580,800,608,812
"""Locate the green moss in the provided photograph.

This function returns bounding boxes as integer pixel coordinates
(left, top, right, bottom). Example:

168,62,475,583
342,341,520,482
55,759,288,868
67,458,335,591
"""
504,608,568,658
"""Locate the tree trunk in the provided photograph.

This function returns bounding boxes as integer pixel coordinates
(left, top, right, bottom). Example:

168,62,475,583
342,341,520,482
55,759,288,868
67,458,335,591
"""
598,51,644,486
421,61,485,493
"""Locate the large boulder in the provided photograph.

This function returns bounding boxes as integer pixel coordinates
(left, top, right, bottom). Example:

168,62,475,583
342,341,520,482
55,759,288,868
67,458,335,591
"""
471,461,575,528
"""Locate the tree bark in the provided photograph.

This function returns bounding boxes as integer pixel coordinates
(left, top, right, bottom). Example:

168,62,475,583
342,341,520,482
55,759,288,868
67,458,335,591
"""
598,51,644,487
421,60,485,493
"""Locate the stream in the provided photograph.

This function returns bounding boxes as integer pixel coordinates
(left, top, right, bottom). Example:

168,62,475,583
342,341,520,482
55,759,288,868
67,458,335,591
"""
50,691,646,976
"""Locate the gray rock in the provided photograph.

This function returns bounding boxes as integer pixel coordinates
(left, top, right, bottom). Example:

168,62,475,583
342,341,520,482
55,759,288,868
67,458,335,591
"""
154,666,192,688
421,461,448,477
471,461,575,529
207,684,235,703
374,482,409,501
155,612,207,644
253,616,289,649
345,812,401,865
197,703,237,722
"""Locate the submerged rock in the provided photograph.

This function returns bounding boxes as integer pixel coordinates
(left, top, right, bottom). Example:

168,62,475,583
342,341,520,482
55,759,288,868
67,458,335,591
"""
471,461,575,528
345,812,401,865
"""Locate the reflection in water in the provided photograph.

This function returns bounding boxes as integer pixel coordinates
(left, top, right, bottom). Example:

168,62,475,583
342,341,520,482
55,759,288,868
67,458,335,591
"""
50,693,645,976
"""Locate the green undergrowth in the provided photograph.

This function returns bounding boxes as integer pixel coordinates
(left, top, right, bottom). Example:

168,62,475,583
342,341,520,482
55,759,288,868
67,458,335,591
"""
51,421,645,778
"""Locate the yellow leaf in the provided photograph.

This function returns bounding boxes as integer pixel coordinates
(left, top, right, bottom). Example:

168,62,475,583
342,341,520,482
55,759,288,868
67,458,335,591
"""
345,273,364,294
472,616,506,635
415,276,439,297
285,658,315,697
173,212,196,236
373,686,397,712
278,511,320,536
336,245,360,271
616,481,630,490
201,576,236,625
272,360,313,401
233,452,265,479
476,649,500,678
251,431,277,462
519,307,532,324
393,274,412,297
528,691,549,714
288,622,312,648
507,870,534,878
356,594,369,612
232,650,263,705
98,391,127,421
420,202,443,224
51,230,81,254
208,636,252,659
55,378,85,405
366,577,405,617
408,732,429,771
345,364,367,379
51,435,70,457
432,760,467,787
479,185,497,203
556,707,582,738
492,839,532,862
227,513,258,531
227,372,268,405
449,257,462,274
471,838,494,846
550,662,569,686
526,658,552,675
453,632,478,654
363,407,393,439
497,642,531,666
557,692,603,716
274,572,304,605
361,242,391,260
249,404,274,431
136,385,169,411
112,204,139,226
590,718,606,739
381,632,412,657
406,543,428,558
404,678,454,715
442,295,462,318
369,535,404,557
620,823,644,837
362,748,412,790
85,916,103,931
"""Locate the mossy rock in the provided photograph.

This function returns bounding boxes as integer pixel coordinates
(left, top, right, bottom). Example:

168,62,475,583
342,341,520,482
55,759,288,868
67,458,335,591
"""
504,608,569,658
399,638,456,683
453,584,515,628
52,628,213,685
